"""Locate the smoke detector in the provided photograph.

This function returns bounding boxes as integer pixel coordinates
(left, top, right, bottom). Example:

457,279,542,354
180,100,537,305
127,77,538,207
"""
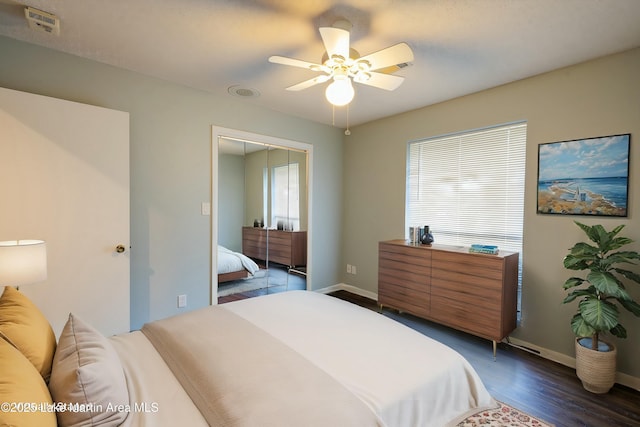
24,7,60,36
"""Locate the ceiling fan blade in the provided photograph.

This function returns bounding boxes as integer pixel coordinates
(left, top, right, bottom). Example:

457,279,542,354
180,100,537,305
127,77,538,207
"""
319,27,350,60
357,42,414,71
356,71,405,91
286,75,331,91
269,55,324,71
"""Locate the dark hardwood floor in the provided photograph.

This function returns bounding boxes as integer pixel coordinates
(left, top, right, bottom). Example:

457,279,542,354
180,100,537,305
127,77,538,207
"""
328,290,640,427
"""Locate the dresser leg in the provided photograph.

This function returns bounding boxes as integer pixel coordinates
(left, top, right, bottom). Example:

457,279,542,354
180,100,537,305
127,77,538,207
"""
493,340,497,361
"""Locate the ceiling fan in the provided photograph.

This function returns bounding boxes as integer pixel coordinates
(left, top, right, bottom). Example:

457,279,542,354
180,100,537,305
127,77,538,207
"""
269,20,414,107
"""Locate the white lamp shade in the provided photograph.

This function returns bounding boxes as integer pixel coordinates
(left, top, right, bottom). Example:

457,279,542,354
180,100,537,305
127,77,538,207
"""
325,78,355,106
0,240,47,286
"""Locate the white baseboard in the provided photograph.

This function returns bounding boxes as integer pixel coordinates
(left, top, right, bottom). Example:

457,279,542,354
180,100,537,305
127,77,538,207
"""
506,337,576,367
507,337,640,392
315,284,640,392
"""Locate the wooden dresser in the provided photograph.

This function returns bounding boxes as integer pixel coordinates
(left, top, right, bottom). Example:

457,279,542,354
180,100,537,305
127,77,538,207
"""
242,227,307,267
378,240,519,355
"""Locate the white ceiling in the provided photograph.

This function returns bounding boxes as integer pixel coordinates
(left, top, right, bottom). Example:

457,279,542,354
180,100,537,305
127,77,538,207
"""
1,0,639,129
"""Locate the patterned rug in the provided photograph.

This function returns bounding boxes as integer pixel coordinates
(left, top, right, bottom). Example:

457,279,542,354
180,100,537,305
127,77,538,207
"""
457,401,554,427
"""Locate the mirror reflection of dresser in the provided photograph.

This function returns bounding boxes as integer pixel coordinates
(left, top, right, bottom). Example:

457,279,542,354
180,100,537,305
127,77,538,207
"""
242,227,307,268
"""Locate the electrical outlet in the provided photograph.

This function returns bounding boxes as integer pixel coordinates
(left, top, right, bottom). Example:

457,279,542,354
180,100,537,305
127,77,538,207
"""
346,264,352,274
351,265,357,275
178,294,187,308
201,202,211,216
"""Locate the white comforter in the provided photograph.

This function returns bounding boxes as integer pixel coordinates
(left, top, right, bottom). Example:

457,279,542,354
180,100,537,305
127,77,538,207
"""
110,332,208,427
113,291,495,426
217,245,259,275
225,291,495,426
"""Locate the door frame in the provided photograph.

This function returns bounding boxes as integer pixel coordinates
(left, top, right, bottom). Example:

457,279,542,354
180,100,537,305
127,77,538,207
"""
211,126,313,304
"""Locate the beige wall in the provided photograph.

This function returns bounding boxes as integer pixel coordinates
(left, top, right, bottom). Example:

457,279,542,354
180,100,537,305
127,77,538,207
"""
218,153,245,251
342,48,640,383
244,149,269,228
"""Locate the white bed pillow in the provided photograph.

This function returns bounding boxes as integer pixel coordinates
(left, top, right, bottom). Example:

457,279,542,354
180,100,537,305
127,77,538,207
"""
49,313,129,427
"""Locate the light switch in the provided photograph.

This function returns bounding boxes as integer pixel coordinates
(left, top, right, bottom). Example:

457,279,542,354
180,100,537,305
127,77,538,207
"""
201,202,211,216
178,294,187,308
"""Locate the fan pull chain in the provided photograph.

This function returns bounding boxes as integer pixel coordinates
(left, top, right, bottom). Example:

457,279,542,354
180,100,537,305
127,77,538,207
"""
332,104,336,126
345,104,351,136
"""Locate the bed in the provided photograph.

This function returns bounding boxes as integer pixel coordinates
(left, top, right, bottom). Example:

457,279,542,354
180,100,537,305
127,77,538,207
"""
0,287,496,427
217,245,260,283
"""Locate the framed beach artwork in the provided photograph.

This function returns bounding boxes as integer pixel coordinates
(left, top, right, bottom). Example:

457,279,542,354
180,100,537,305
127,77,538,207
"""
537,133,630,217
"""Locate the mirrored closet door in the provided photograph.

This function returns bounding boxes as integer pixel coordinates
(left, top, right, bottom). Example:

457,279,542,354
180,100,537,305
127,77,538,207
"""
216,135,308,302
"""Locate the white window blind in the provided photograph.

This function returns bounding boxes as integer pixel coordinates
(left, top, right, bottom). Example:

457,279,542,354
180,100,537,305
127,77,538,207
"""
272,162,300,230
407,122,526,253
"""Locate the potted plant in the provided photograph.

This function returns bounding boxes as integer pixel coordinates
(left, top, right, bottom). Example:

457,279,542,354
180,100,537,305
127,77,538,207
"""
563,221,640,393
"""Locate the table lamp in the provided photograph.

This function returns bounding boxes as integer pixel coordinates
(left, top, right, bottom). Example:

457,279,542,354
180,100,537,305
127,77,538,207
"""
0,240,47,290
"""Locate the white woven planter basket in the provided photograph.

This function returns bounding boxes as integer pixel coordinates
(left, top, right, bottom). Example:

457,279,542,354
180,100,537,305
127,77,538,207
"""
575,338,617,394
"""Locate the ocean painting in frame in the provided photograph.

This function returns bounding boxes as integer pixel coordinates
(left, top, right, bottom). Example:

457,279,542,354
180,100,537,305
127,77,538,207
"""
537,134,630,217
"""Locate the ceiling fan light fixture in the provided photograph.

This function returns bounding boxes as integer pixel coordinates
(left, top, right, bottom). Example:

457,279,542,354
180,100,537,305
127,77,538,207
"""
325,77,354,106
269,21,414,114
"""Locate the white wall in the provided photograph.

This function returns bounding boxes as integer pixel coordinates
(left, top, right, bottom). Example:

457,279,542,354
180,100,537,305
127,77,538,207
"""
0,35,345,330
341,47,640,384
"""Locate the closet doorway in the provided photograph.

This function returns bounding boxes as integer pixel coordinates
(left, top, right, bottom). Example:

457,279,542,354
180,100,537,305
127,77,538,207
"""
211,127,312,304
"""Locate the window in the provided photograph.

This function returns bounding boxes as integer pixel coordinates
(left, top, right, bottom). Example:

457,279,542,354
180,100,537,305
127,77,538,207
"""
271,163,300,230
407,122,526,311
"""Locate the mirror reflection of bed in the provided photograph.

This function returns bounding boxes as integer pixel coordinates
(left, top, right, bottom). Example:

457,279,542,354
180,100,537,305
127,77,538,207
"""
217,245,306,302
217,136,308,302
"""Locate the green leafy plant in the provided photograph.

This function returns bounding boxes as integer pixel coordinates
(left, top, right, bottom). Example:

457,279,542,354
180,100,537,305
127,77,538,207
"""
563,221,640,350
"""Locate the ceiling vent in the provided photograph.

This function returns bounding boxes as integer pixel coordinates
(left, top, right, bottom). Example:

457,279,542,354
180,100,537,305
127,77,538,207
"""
24,7,60,36
228,85,260,98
